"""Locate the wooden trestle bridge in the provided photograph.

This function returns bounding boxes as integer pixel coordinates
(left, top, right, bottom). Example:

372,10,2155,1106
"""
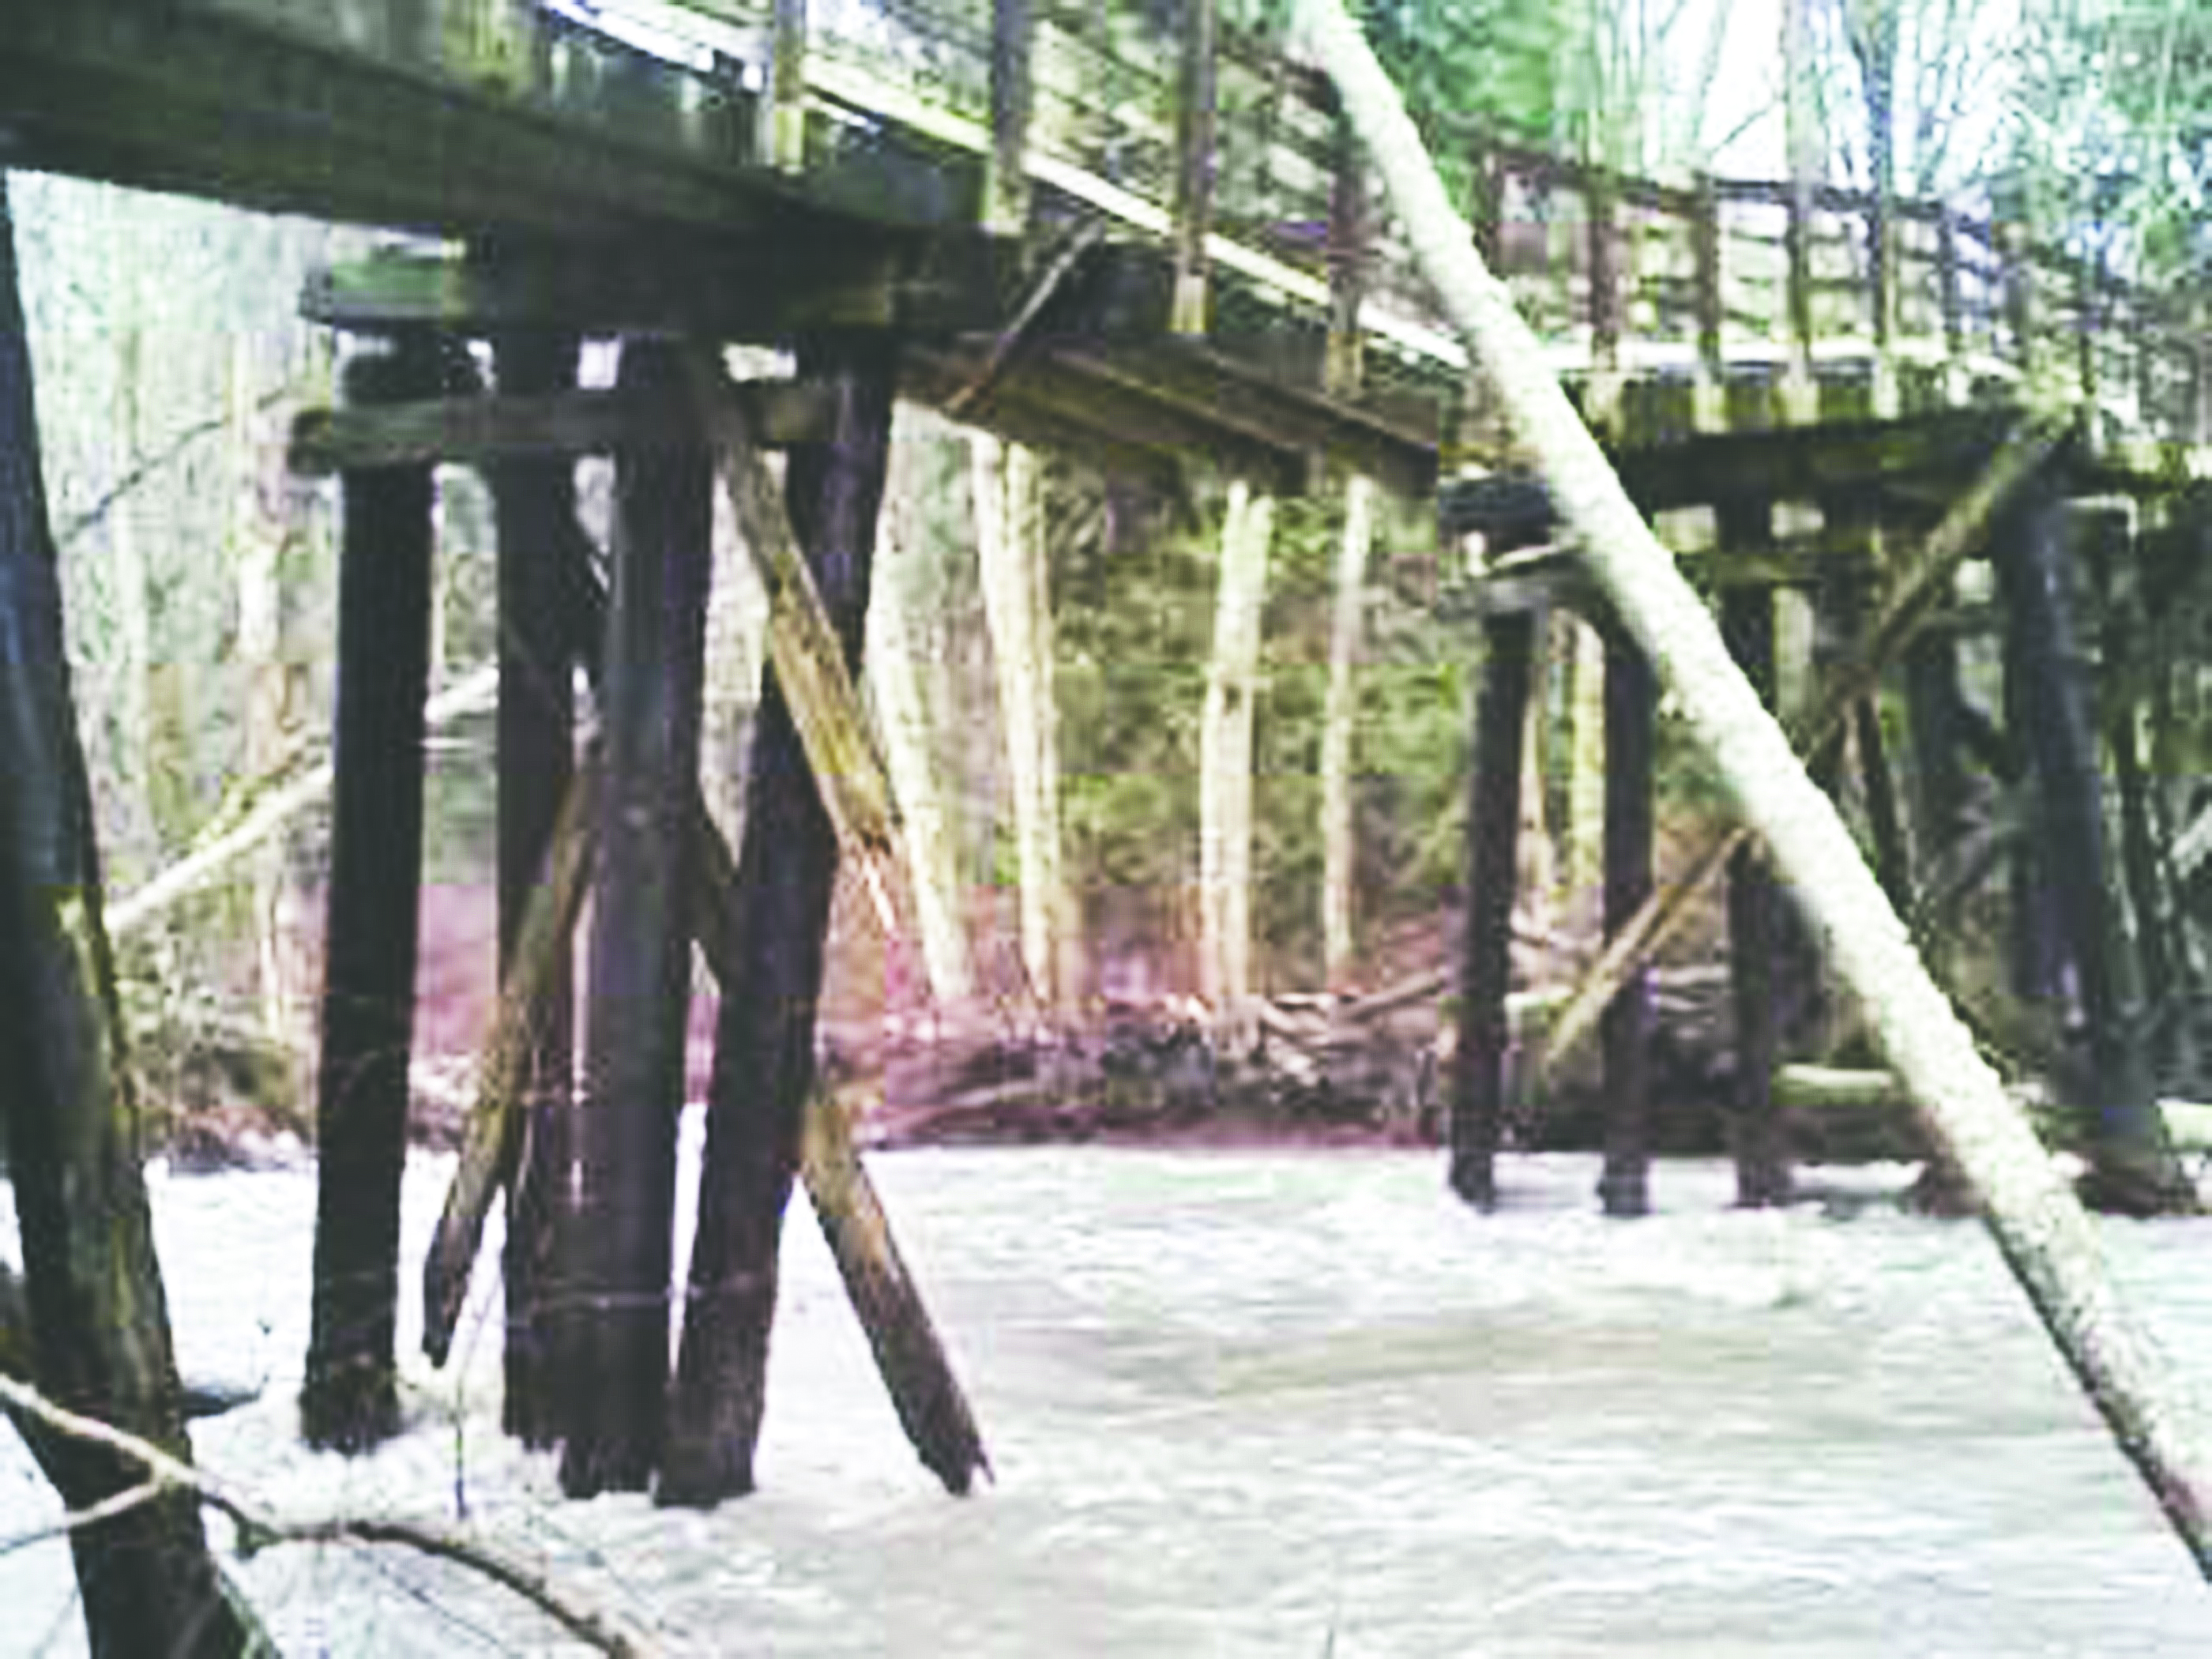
8,0,2212,1535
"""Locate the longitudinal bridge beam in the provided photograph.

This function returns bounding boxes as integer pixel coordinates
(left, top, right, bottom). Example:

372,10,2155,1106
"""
4,0,817,236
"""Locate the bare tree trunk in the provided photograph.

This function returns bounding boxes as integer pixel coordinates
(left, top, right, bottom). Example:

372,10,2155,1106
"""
972,433,1071,1013
230,335,308,1074
1560,614,1607,918
1198,479,1274,1032
109,311,156,870
871,427,975,1006
1297,0,2212,1575
1320,472,1375,988
0,171,254,1659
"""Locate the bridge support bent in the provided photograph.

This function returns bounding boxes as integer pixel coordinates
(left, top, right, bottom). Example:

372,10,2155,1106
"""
1996,479,2188,1214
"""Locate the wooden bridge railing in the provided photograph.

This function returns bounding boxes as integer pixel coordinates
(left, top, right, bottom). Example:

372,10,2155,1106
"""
608,0,2209,434
334,0,2206,439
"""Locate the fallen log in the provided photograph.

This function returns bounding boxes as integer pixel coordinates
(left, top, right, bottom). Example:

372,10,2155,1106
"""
1774,1066,2212,1160
1298,0,2212,1573
1772,1064,1913,1114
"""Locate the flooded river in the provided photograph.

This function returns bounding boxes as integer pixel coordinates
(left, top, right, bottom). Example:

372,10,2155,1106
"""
4,1138,2209,1653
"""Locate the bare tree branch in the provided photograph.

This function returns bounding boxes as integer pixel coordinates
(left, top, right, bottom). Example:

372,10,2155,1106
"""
0,1372,657,1656
106,662,501,939
0,1478,167,1558
55,383,297,555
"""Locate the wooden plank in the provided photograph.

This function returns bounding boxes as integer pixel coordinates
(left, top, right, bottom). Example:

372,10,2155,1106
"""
1050,339,1438,497
985,0,1034,233
898,348,1191,491
1584,175,1624,437
1172,0,1220,334
289,382,834,474
423,752,597,1374
1691,171,1725,432
2,0,842,236
300,238,1001,343
1324,100,1368,397
767,0,810,170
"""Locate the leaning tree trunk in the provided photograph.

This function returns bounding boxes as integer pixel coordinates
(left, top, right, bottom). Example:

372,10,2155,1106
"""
0,172,254,1658
1294,0,2212,1575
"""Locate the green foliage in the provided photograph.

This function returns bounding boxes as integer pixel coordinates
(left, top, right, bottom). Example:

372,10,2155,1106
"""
2031,2,2212,284
1053,464,1473,991
1054,468,1212,900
